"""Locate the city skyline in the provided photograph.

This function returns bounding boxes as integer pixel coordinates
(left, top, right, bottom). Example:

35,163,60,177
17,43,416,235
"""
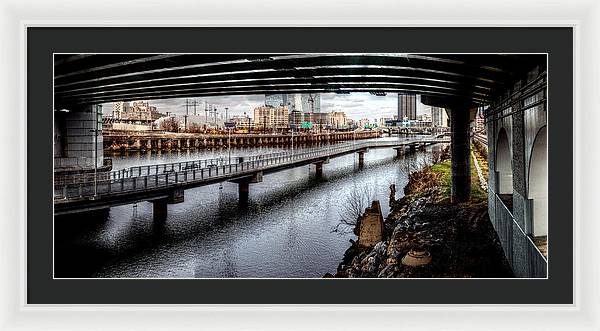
101,92,430,121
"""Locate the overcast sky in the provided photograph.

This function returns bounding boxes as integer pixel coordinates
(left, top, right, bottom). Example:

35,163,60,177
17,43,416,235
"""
101,92,429,121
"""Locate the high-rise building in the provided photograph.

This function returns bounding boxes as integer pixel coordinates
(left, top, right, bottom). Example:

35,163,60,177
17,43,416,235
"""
287,93,303,112
398,93,417,120
431,107,449,127
265,94,288,107
301,93,321,113
254,105,289,130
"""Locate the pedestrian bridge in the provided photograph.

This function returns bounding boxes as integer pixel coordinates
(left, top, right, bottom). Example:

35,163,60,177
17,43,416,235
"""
54,136,448,218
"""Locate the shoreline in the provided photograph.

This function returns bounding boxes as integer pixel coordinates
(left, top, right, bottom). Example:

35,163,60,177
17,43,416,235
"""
330,148,512,278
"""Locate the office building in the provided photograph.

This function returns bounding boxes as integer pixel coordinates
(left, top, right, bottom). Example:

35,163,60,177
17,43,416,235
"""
253,105,289,130
398,93,417,120
431,107,449,127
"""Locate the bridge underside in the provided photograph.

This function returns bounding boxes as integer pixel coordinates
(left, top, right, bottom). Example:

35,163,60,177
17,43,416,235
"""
53,53,546,207
54,54,544,108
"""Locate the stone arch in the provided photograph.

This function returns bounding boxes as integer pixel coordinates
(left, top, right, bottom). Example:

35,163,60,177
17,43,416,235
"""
495,128,513,194
527,126,547,236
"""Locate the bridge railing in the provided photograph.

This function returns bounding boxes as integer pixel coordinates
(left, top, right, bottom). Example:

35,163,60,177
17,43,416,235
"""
492,193,547,278
54,137,449,200
54,143,351,185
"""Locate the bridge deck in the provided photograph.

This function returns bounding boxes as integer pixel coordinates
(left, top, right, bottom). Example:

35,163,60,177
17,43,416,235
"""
54,137,448,214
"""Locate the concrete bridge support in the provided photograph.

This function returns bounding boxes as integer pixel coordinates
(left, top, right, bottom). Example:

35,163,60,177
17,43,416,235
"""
54,104,110,181
357,150,366,169
449,107,471,203
394,147,404,158
152,198,168,222
314,162,324,178
231,171,263,205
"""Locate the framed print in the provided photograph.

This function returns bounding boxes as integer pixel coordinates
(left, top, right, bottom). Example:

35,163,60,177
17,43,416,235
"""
1,0,598,330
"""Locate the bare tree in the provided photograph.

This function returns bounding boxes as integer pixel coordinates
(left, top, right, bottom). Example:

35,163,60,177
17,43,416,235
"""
397,154,433,178
160,117,180,132
333,184,376,234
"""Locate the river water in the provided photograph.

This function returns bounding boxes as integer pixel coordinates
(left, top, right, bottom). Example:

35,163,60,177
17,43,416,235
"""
54,137,439,278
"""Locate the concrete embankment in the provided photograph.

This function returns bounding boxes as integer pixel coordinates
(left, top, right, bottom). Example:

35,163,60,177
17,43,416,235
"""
103,130,381,153
331,152,512,278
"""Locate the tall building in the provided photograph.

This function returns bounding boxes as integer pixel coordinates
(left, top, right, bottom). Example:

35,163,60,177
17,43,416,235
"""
300,93,321,113
265,94,288,107
287,93,303,112
253,105,289,130
431,107,449,127
398,93,417,120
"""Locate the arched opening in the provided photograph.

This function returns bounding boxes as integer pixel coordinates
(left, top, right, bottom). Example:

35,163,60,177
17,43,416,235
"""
528,126,547,237
495,128,513,195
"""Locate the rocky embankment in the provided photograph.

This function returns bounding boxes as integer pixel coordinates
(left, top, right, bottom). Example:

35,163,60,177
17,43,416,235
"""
332,158,512,278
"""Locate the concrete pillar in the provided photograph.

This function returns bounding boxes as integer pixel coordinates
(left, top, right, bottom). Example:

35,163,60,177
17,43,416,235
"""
239,181,249,204
395,147,404,157
231,172,263,205
54,105,104,171
450,107,471,203
152,198,168,221
409,145,416,153
358,151,365,169
314,162,323,178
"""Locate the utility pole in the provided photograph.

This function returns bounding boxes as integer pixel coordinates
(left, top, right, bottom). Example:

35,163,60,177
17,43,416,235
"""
228,127,231,164
183,99,191,131
205,101,209,124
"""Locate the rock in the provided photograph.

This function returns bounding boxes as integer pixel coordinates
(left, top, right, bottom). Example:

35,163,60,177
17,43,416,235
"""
373,241,387,256
378,264,397,278
361,256,379,275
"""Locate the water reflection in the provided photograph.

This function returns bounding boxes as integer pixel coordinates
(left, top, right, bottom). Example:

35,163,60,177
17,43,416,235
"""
55,139,443,278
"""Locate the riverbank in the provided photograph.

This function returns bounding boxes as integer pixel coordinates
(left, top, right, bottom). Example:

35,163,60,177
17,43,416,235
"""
103,130,381,153
333,150,512,278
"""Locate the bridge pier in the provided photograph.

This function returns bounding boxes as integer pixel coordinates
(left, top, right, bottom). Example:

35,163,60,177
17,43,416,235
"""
231,171,263,205
409,144,416,153
357,150,366,169
313,161,324,178
449,107,471,203
394,147,404,158
152,198,168,222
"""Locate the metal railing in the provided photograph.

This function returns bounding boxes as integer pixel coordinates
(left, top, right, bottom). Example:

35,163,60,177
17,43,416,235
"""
492,193,547,278
54,137,449,200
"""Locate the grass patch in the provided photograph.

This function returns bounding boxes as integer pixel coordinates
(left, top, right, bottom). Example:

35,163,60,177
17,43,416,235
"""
430,159,486,202
430,161,451,198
